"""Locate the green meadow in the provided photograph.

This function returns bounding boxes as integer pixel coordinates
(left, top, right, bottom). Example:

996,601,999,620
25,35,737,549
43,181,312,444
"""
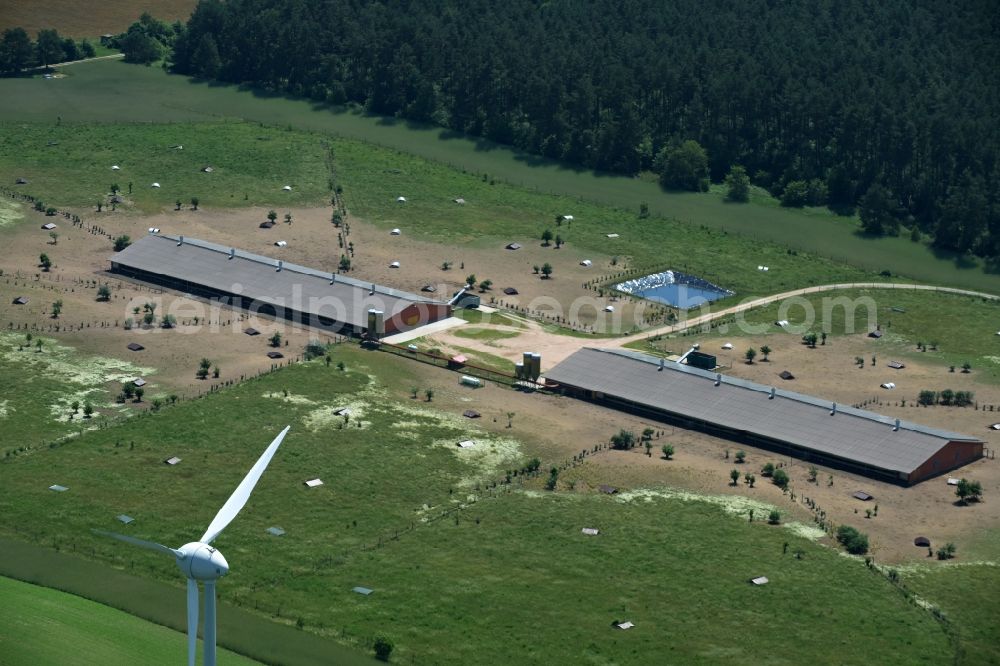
0,346,970,664
0,59,996,292
0,575,260,666
0,122,331,212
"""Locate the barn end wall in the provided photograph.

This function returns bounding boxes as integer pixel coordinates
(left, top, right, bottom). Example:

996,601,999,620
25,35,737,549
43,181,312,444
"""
908,440,984,484
385,303,452,335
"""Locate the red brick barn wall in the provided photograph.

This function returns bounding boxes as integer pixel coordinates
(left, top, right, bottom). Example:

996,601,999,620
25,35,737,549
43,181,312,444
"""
909,440,984,484
385,303,452,334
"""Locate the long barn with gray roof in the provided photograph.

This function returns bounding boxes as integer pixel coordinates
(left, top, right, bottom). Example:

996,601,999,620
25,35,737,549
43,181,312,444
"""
109,233,451,336
545,348,983,485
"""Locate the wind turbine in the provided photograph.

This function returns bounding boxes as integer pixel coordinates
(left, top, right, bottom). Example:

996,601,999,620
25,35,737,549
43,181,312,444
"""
95,425,290,666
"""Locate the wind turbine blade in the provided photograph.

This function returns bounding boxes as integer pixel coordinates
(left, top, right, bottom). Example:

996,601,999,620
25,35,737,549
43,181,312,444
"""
92,530,180,557
187,579,199,666
200,426,290,544
204,580,217,666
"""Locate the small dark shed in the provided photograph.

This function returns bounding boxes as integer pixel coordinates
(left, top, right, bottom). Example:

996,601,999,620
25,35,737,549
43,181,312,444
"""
503,287,519,296
15,177,28,185
463,409,481,419
244,327,260,336
259,221,275,229
599,485,618,495
852,490,874,501
779,370,795,380
506,242,522,250
13,296,28,305
868,330,883,339
914,536,931,547
421,285,437,293
127,342,145,351
267,351,284,359
888,361,905,369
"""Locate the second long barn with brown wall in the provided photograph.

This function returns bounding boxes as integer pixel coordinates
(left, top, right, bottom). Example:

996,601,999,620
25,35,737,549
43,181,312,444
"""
546,348,983,485
109,233,451,336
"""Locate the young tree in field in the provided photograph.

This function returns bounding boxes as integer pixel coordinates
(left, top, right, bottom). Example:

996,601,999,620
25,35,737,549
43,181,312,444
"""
761,462,775,477
79,38,95,59
541,229,554,246
808,466,818,483
267,210,278,224
644,441,652,457
662,444,674,460
49,231,59,244
772,468,790,489
197,358,211,380
424,388,434,402
339,255,351,272
213,365,220,378
191,197,199,210
724,165,751,202
175,199,183,211
51,299,63,318
373,635,394,662
820,332,827,346
143,311,156,327
39,253,52,271
735,450,746,463
748,474,756,488
284,212,292,224
802,332,818,347
83,402,94,418
409,386,419,399
745,348,756,364
113,235,131,251
35,339,43,352
532,265,540,274
479,279,492,292
836,525,870,555
962,362,972,373
71,400,80,414
269,332,282,347
555,234,563,248
918,390,937,406
465,274,477,289
160,314,176,328
540,263,553,279
760,345,771,361
610,429,636,450
122,384,135,401
730,468,741,486
506,412,515,428
936,543,957,560
134,387,144,402
546,466,559,491
441,260,452,271
642,427,655,442
768,510,781,525
97,284,111,301
955,478,983,504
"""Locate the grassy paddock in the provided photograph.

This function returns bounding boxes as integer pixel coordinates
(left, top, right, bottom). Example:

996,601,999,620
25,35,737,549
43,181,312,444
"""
0,59,995,292
0,574,259,666
0,345,963,664
0,121,331,213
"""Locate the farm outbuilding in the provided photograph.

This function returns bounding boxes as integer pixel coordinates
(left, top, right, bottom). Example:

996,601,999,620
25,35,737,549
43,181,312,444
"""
109,234,452,337
545,348,983,485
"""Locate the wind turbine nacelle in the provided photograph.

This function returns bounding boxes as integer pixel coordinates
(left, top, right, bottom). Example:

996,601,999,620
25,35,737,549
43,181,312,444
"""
177,542,229,581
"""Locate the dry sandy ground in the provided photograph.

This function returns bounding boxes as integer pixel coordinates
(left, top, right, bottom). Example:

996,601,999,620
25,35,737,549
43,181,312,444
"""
2,202,996,564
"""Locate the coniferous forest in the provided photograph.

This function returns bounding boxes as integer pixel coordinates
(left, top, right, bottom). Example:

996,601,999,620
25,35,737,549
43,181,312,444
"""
7,0,1000,258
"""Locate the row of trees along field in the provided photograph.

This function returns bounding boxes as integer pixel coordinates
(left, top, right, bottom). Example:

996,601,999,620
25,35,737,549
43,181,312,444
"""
167,0,1000,259
0,28,97,70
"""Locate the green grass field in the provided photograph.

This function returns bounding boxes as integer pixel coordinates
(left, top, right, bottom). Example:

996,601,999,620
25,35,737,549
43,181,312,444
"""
0,122,331,212
0,59,996,292
0,575,259,665
0,345,979,664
